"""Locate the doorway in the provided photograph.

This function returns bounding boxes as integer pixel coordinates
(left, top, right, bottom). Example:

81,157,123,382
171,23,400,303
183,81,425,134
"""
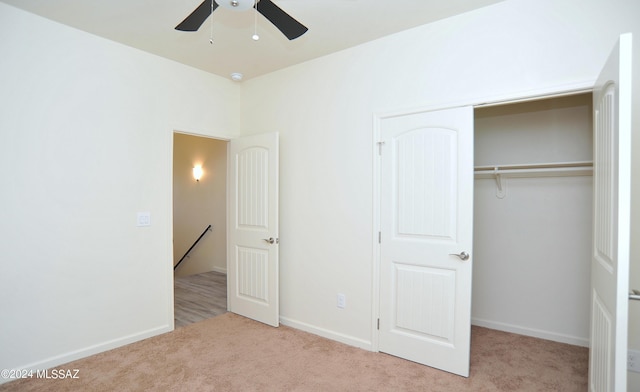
171,131,281,328
373,91,594,377
173,132,229,327
472,93,593,346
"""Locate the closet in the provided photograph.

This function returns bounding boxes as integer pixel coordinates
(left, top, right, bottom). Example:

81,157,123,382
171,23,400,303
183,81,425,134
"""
471,93,593,347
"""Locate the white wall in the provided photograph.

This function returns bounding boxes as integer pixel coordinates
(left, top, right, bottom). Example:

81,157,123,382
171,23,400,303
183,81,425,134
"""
472,95,593,346
173,134,227,277
0,3,240,375
240,0,640,355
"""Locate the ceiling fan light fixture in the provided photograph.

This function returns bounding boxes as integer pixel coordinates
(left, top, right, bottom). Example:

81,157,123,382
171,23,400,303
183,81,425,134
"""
215,0,255,11
176,0,307,40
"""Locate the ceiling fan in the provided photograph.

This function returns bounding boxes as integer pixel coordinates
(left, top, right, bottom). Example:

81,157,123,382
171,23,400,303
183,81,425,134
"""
175,0,308,40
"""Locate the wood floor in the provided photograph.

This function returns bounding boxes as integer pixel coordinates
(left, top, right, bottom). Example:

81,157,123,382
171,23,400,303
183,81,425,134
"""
174,270,227,328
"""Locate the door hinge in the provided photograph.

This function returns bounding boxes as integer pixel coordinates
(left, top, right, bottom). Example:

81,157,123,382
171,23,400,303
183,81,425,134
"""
377,141,385,155
377,318,380,330
378,231,381,243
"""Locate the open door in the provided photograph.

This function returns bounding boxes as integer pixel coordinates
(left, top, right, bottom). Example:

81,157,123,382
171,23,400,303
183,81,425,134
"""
228,132,279,327
378,106,474,376
589,33,632,392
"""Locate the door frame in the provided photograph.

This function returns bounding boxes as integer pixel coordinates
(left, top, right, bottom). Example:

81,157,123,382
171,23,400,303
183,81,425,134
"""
169,130,281,328
169,130,233,329
371,81,594,352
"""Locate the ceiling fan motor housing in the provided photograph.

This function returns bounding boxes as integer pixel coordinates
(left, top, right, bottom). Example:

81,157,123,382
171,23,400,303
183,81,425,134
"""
176,0,307,40
215,0,255,11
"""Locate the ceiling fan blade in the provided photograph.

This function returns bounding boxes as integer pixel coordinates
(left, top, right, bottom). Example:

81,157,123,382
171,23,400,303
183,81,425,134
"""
175,0,218,31
256,0,308,40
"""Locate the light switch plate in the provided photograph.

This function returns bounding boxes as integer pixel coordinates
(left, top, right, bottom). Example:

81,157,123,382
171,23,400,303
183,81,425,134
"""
337,293,346,309
137,212,151,227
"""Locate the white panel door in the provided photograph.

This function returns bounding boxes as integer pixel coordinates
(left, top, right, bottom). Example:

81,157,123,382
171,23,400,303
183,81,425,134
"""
589,34,632,392
229,132,279,327
379,106,474,377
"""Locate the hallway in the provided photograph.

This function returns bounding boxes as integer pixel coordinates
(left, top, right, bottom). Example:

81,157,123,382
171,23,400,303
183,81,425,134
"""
174,271,227,328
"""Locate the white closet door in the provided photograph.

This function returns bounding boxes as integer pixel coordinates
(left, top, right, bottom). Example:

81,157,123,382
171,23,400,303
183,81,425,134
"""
589,33,632,392
378,106,474,377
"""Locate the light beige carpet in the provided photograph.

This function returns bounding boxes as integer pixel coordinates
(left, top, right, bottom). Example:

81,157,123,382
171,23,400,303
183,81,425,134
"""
1,313,587,391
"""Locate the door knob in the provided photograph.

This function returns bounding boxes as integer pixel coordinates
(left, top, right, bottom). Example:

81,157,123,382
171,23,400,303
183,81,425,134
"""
449,251,470,261
631,289,640,301
263,237,276,244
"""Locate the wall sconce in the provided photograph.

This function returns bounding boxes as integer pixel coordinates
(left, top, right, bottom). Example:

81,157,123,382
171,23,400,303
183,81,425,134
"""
193,165,203,182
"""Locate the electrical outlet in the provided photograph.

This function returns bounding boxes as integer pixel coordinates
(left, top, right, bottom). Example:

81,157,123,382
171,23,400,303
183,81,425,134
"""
629,349,640,373
337,293,346,309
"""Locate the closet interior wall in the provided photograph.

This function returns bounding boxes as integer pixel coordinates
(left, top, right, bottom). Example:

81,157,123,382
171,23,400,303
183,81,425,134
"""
471,93,593,347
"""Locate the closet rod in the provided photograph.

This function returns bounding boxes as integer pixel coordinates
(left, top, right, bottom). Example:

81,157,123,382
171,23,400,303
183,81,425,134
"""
474,161,593,172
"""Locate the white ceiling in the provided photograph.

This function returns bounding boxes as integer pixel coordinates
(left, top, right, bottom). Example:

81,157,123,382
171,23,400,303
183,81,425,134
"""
2,0,506,81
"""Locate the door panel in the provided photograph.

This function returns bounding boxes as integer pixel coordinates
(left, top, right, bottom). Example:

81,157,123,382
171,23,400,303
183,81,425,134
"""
229,133,279,327
396,128,457,239
589,33,632,392
394,264,456,343
379,106,474,377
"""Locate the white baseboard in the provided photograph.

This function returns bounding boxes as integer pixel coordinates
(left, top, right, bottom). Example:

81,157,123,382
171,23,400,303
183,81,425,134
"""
0,325,172,385
471,317,589,347
211,266,227,274
279,316,373,351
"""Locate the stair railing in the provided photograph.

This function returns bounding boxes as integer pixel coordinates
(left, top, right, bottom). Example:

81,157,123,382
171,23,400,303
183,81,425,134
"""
174,224,212,271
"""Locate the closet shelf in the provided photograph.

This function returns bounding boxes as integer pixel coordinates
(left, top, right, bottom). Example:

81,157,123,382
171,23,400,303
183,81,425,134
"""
474,161,593,179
